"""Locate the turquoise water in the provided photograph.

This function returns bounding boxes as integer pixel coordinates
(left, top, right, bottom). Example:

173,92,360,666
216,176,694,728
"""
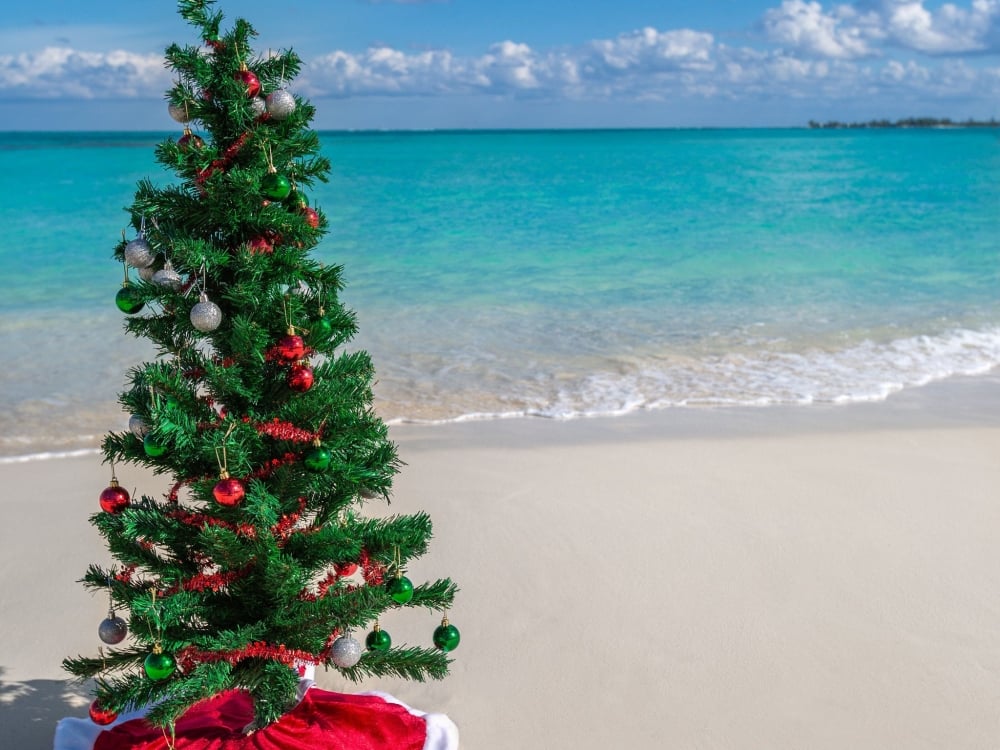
1,129,999,457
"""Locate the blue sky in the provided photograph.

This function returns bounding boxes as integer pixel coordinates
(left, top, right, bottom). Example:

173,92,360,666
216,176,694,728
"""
1,0,998,129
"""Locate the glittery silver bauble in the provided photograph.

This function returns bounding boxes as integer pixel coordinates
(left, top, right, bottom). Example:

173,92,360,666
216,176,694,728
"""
138,263,158,282
190,292,222,332
265,89,296,120
124,236,155,269
152,260,183,290
330,635,363,668
168,102,192,123
128,414,150,437
251,96,266,118
98,615,128,645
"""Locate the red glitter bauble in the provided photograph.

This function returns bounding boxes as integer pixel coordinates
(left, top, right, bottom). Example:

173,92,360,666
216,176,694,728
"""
89,700,118,726
287,364,314,392
236,69,261,98
277,334,306,362
247,236,273,255
301,207,320,229
213,476,245,507
100,482,130,514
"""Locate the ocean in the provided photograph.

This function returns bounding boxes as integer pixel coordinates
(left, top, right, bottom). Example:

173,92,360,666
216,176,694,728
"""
1,128,999,459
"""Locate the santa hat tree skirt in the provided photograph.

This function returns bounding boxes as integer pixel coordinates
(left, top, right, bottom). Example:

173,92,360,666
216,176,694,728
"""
54,683,458,750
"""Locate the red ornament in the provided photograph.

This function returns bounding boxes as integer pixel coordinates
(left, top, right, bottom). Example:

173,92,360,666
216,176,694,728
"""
89,700,118,725
178,129,204,152
301,207,320,229
100,479,130,514
277,332,306,362
335,562,359,577
287,364,314,392
213,475,245,507
236,68,261,98
201,88,213,102
247,236,273,255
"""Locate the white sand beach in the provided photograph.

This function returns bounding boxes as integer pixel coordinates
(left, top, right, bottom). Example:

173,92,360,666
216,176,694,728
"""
2,376,1000,749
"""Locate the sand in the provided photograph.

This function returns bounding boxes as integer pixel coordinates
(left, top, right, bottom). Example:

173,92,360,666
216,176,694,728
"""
2,376,1000,749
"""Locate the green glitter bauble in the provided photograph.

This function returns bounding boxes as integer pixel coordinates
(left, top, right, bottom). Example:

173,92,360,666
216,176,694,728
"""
115,285,144,314
387,575,414,604
433,622,461,652
365,628,391,652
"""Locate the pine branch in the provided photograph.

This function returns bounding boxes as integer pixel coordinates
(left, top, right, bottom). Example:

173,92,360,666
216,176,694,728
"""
338,647,452,683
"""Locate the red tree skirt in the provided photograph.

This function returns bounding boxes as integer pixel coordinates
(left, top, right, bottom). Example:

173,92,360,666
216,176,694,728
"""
54,686,459,750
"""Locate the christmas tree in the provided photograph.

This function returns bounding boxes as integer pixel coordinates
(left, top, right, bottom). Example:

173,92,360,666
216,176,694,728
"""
64,0,459,733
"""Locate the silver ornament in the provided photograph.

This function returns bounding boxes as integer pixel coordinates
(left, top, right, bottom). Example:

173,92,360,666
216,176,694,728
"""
265,89,296,120
190,292,223,332
138,263,158,282
153,260,183,290
99,615,128,645
124,236,155,269
168,102,192,123
251,96,266,118
128,414,150,437
330,635,363,668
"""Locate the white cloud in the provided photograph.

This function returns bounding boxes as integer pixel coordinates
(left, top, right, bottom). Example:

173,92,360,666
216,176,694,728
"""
0,2,998,121
588,27,716,72
764,0,882,58
763,0,1000,58
881,0,1000,53
0,47,167,99
304,27,717,100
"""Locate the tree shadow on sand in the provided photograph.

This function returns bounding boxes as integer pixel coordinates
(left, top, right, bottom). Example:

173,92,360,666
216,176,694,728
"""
0,667,92,748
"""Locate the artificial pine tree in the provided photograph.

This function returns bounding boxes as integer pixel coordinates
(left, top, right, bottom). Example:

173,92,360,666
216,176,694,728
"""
64,0,459,734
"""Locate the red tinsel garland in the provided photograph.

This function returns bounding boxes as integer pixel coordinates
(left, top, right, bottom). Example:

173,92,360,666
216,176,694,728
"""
253,417,319,443
178,565,251,594
250,452,300,480
167,508,254,538
176,640,322,673
195,131,252,189
271,497,308,545
360,549,386,587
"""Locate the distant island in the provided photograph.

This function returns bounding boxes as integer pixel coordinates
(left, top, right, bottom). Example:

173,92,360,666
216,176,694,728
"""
808,117,999,129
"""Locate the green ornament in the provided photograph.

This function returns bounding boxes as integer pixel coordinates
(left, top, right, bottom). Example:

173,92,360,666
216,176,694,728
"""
261,172,292,201
143,433,168,457
143,649,176,681
303,443,333,473
115,284,144,314
387,574,414,604
366,626,391,652
433,620,461,652
285,189,308,210
308,316,333,346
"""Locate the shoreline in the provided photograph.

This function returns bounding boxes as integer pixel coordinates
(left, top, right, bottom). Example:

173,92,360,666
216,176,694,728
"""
3,373,1000,748
3,369,1000,464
